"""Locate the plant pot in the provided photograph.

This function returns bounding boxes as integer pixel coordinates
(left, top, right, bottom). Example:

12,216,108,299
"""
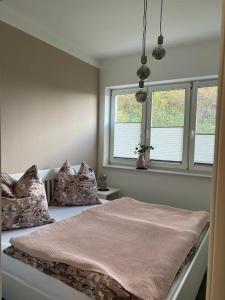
136,154,147,169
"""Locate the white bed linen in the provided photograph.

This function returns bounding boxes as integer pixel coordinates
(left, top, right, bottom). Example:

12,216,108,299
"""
2,200,108,250
2,200,208,300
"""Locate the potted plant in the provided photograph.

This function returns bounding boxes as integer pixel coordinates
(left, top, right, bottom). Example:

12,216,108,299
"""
134,144,154,169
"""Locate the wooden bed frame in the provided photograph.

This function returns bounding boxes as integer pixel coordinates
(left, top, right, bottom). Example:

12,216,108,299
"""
2,165,208,300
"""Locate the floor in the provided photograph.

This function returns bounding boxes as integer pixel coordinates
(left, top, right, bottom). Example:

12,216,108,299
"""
196,273,207,300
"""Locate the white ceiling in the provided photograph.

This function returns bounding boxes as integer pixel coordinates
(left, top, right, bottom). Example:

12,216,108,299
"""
0,0,222,67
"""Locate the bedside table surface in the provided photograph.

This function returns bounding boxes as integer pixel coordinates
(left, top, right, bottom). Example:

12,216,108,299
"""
97,187,120,196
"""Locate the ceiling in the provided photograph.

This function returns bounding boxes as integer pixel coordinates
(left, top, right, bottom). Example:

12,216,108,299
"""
0,0,222,67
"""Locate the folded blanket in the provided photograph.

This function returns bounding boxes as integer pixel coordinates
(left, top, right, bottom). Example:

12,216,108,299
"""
9,197,209,300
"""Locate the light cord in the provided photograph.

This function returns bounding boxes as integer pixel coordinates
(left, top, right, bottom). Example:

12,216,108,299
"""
142,0,148,58
160,0,164,35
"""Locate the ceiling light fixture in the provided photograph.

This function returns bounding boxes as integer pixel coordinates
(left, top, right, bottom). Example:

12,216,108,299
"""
135,0,150,103
152,0,166,61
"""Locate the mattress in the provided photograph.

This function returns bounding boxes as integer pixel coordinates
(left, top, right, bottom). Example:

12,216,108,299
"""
2,200,208,300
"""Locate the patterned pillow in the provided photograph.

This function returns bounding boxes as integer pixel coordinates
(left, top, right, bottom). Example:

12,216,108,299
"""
1,165,54,230
1,173,17,198
51,161,101,206
1,183,15,199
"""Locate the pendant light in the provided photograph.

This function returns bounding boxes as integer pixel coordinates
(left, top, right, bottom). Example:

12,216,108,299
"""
152,0,166,60
135,0,150,103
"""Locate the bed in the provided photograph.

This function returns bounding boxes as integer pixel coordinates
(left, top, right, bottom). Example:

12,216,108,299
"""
2,166,209,300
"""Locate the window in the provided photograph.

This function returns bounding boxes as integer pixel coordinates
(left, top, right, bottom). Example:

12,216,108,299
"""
109,78,218,173
189,81,218,171
110,89,145,163
149,85,189,169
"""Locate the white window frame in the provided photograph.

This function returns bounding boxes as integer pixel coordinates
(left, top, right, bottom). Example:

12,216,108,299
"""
146,83,191,170
189,79,218,172
108,77,218,174
109,87,147,166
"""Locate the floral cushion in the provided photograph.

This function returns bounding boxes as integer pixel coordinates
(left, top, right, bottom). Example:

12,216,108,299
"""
1,173,17,198
51,161,101,206
1,183,15,199
1,173,17,187
1,165,54,230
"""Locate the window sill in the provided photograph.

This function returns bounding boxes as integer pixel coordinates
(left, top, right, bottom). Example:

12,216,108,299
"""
102,164,213,178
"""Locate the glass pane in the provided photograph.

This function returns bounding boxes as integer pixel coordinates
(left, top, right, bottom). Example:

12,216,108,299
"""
150,89,186,162
113,93,142,158
194,86,217,164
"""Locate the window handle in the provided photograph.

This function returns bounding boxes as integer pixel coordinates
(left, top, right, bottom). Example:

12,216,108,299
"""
191,130,195,139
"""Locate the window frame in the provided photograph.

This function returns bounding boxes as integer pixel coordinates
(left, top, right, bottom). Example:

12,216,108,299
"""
108,77,218,174
188,79,218,172
109,87,147,166
146,82,191,170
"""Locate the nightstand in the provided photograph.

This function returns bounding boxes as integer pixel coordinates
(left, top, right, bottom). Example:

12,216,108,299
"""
97,187,120,200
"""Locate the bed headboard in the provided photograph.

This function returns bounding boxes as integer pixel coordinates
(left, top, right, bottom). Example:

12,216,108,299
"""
10,165,80,203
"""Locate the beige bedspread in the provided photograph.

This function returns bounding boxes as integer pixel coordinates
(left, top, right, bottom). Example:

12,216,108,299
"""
10,197,209,300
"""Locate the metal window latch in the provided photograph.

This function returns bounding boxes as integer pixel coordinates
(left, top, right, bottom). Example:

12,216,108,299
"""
191,130,195,139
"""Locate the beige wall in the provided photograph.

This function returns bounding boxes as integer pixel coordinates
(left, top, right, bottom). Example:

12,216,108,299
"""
0,21,99,173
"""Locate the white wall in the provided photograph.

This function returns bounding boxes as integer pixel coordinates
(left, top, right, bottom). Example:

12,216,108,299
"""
98,38,220,211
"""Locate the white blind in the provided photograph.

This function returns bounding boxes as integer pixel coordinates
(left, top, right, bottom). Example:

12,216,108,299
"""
194,134,215,164
114,123,141,158
150,127,183,162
